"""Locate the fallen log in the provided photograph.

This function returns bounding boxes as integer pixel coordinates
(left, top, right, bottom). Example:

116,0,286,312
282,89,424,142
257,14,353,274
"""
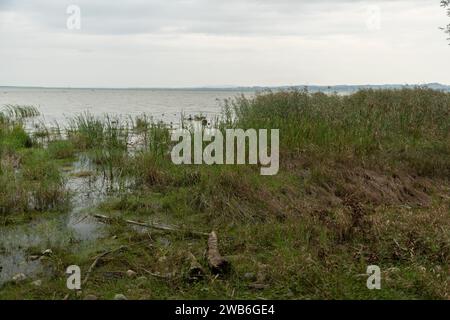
207,231,230,274
93,214,209,237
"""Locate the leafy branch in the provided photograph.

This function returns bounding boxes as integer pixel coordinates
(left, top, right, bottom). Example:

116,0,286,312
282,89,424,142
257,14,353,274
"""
441,0,450,43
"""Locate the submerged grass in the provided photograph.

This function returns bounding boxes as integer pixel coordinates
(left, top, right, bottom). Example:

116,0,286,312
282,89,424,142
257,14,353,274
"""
0,88,449,300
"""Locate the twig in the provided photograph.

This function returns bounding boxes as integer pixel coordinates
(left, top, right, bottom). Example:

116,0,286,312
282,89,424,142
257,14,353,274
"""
93,214,209,237
140,268,175,279
72,214,89,225
82,245,127,286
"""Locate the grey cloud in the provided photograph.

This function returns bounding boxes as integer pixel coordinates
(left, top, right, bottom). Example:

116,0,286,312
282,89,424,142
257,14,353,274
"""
0,0,400,36
0,0,447,88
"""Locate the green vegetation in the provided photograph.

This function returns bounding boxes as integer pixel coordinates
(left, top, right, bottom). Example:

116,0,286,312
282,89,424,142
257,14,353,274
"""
0,88,449,300
0,106,70,218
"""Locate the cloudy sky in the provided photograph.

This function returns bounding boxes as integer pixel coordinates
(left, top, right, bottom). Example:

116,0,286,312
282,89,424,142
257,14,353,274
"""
0,0,449,87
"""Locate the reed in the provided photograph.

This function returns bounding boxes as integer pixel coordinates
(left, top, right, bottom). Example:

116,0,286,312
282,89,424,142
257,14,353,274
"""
225,88,450,177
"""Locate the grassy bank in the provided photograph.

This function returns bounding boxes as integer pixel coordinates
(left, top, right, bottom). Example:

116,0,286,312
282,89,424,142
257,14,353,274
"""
0,88,449,300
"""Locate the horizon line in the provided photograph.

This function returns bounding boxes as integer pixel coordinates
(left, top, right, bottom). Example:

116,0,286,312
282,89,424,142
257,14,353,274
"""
0,82,449,90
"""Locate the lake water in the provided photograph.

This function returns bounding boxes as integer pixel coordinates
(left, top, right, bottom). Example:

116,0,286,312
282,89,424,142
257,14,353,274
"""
0,88,255,125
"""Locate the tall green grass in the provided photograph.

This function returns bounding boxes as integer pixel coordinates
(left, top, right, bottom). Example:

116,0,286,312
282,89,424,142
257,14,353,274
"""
224,88,450,177
0,105,38,152
0,106,70,215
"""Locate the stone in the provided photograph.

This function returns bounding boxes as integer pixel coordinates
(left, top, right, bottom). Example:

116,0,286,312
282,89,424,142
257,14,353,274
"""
31,280,42,287
42,249,53,256
114,294,128,300
12,273,27,282
126,270,137,278
84,294,98,300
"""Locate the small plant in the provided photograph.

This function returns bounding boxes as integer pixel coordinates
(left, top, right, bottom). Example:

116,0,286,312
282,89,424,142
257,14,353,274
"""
47,140,76,160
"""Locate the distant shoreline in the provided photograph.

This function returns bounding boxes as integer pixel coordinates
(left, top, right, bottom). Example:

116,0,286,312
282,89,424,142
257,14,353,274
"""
1,83,450,92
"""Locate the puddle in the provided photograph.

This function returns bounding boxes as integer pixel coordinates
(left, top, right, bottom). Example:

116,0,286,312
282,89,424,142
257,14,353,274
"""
0,156,124,286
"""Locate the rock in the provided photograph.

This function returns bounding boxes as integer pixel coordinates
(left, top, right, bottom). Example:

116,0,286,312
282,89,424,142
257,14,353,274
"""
84,294,98,300
114,294,128,300
31,280,42,287
126,270,137,278
42,249,53,256
12,273,27,282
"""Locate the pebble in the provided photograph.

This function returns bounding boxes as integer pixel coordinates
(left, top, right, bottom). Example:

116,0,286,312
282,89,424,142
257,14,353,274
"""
12,273,27,282
84,294,98,300
126,270,137,278
114,294,128,300
31,280,42,287
42,249,53,256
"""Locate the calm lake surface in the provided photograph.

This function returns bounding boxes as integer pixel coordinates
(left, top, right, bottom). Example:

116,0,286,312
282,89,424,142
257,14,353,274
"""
0,88,255,125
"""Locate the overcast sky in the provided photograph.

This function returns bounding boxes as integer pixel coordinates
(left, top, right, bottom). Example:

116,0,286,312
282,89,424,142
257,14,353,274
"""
0,0,449,87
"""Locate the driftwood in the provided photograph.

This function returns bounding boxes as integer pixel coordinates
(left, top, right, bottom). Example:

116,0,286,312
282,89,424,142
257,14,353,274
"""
93,214,209,237
92,216,231,276
187,252,205,281
207,231,230,274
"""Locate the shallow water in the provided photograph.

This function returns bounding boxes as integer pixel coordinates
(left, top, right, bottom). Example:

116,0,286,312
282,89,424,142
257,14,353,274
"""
0,88,253,286
0,88,254,125
0,157,116,286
